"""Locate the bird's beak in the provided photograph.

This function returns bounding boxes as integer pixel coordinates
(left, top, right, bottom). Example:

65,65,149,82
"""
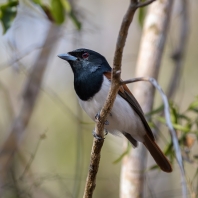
57,53,77,61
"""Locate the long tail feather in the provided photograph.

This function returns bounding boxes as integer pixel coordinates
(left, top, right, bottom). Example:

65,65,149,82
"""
143,134,172,173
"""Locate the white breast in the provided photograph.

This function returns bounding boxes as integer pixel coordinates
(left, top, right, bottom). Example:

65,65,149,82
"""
78,76,146,142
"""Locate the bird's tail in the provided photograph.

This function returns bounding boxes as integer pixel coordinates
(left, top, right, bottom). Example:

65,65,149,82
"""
143,134,172,173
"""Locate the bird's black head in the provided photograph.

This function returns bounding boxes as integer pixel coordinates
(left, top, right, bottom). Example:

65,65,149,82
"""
58,48,111,100
58,48,111,75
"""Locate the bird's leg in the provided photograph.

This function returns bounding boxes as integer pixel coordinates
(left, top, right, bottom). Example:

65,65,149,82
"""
95,111,109,125
92,129,108,140
104,129,108,136
93,111,110,140
92,130,105,140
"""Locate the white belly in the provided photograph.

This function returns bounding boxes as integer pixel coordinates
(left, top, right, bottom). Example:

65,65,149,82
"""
78,76,146,142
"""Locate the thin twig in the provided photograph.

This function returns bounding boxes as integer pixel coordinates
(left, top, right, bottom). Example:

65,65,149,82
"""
121,77,188,198
0,80,15,120
83,0,151,197
0,28,71,72
19,130,48,180
136,0,156,8
120,0,175,197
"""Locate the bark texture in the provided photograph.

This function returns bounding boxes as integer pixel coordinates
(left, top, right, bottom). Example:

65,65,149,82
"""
120,0,174,197
83,1,156,197
83,2,139,197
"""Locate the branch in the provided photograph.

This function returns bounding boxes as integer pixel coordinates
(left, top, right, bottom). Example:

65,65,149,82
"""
120,1,174,197
0,29,65,72
83,0,148,197
136,0,156,8
167,0,189,99
121,77,187,198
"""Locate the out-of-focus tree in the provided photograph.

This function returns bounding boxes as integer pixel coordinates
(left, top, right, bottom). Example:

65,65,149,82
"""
0,0,198,198
0,0,81,33
0,0,81,197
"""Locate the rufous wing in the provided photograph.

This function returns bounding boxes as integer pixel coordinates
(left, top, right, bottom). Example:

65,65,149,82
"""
103,72,172,172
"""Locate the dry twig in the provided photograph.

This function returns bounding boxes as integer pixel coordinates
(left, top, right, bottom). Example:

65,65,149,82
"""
120,1,175,197
83,1,155,197
122,77,187,198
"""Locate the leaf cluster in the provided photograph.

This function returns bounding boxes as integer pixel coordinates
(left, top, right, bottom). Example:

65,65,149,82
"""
114,97,198,171
0,0,81,34
150,97,198,166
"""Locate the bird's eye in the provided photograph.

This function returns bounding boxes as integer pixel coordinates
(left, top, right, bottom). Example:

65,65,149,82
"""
82,52,89,59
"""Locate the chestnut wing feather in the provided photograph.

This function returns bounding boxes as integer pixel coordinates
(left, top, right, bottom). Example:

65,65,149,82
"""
104,72,155,141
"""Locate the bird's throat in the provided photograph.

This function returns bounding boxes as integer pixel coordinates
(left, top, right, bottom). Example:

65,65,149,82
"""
74,72,103,101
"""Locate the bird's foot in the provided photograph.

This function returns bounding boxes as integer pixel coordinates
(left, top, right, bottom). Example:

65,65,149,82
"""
104,129,108,136
92,130,105,140
95,111,109,125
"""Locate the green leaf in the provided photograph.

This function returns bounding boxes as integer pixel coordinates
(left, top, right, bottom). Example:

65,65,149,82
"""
0,0,81,31
32,0,41,4
188,97,198,112
170,105,178,124
147,121,155,128
156,116,166,124
50,0,65,24
148,164,159,171
60,0,71,12
113,143,130,164
69,10,81,30
146,105,164,116
177,114,191,122
156,116,190,132
138,7,146,27
172,123,190,133
0,0,18,34
164,142,173,156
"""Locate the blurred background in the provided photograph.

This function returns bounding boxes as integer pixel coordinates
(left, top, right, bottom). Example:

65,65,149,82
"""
0,0,198,197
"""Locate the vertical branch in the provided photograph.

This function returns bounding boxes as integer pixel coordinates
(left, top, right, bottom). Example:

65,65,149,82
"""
167,0,189,99
83,1,155,197
122,77,187,198
120,0,174,198
83,1,137,195
0,24,60,194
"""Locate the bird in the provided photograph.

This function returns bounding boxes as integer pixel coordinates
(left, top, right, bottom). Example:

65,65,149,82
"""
58,48,172,173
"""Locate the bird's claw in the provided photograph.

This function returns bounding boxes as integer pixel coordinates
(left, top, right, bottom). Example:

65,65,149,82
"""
104,120,109,125
92,130,105,140
104,129,108,136
95,111,109,125
95,112,100,121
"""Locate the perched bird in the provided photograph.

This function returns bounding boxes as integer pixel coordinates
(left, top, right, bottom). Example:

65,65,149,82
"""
58,48,172,173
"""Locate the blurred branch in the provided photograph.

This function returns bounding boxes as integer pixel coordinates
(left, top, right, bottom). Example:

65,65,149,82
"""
42,85,81,121
83,1,155,198
137,0,156,8
0,24,60,195
0,0,81,33
19,131,47,180
0,80,15,120
72,104,83,198
122,77,187,196
0,31,62,72
120,1,175,198
167,0,189,99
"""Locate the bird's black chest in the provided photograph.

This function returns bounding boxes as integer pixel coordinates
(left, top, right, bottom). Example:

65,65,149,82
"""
74,72,103,101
